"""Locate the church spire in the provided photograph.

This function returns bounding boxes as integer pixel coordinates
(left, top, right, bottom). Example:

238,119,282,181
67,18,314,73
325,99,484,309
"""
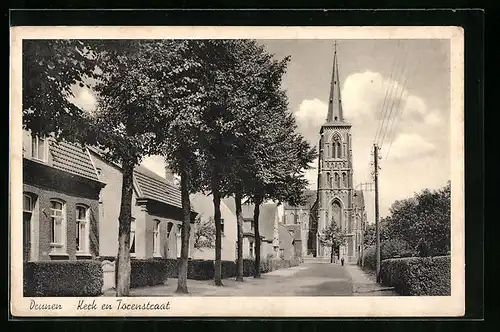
326,41,344,123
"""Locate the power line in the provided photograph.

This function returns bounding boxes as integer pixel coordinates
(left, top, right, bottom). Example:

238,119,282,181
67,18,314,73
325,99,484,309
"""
378,43,410,149
384,47,425,163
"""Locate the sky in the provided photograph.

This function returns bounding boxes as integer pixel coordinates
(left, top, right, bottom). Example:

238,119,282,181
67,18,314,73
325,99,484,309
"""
71,39,451,222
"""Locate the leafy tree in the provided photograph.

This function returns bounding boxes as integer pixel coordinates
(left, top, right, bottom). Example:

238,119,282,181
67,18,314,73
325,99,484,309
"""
154,40,208,293
193,215,216,251
224,43,316,278
89,40,203,296
22,40,98,140
363,181,451,261
319,221,348,263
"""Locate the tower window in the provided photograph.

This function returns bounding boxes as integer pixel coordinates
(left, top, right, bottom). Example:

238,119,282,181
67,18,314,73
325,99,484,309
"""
342,173,347,188
334,116,338,121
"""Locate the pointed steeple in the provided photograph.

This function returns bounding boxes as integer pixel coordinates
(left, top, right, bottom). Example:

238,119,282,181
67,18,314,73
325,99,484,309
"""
326,41,344,123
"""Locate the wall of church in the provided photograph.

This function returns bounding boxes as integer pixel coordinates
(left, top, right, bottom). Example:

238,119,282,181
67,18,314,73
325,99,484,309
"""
317,125,358,260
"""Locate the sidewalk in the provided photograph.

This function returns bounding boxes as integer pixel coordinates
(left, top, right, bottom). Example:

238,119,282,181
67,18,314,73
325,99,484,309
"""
344,264,398,296
101,265,310,297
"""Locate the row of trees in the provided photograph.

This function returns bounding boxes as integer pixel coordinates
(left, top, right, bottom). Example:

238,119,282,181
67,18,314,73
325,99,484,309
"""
363,181,451,262
23,39,316,295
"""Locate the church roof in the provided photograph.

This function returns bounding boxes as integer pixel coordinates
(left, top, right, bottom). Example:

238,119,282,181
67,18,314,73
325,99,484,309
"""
325,41,349,126
353,190,365,208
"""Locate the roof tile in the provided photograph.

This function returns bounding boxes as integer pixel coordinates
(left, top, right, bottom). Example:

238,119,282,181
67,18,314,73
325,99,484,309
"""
49,141,99,181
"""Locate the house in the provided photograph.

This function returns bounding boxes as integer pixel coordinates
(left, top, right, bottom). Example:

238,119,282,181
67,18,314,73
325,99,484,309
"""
88,148,197,260
190,193,237,261
22,131,105,262
221,199,281,260
277,223,295,260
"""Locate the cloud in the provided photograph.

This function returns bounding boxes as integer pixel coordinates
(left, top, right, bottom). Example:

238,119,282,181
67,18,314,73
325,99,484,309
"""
424,112,442,126
293,70,447,220
341,71,443,130
294,98,328,146
388,133,436,161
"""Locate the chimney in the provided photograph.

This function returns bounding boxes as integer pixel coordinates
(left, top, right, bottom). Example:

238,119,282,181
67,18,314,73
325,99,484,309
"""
165,164,175,182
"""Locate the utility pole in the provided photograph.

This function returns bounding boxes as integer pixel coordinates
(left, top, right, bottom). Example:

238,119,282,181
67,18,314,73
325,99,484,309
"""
373,143,381,282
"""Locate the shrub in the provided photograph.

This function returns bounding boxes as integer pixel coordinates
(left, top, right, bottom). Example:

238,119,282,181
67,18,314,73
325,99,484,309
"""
221,260,237,278
129,259,169,288
379,256,451,296
243,259,256,277
362,246,377,271
187,259,215,280
290,257,300,267
362,242,416,271
24,261,103,297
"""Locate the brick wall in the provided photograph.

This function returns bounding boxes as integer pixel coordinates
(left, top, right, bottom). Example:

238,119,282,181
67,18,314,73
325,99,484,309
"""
23,183,99,261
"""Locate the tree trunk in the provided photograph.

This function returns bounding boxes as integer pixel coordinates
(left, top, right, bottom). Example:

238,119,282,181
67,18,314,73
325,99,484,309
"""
176,166,191,294
115,158,134,297
330,244,334,263
235,191,244,282
253,194,263,278
212,180,223,286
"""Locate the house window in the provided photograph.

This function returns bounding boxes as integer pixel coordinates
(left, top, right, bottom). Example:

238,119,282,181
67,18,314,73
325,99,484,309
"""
294,213,299,225
153,219,160,256
221,218,225,235
249,242,254,258
130,218,136,255
176,224,182,258
31,136,47,162
49,200,66,251
75,205,90,254
23,194,35,261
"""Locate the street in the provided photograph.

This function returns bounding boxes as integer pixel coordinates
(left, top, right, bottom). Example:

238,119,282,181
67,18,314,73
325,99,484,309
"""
102,263,397,297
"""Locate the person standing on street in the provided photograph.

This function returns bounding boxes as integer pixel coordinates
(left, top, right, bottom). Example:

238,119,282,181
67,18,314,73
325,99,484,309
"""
341,256,345,266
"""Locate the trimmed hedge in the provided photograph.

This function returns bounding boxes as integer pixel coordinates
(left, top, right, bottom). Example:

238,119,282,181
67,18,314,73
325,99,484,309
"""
114,256,302,288
221,260,237,278
379,256,451,296
130,259,169,288
362,244,415,271
24,261,103,297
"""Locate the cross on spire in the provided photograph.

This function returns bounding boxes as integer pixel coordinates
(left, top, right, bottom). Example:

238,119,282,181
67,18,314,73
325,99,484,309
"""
326,40,344,123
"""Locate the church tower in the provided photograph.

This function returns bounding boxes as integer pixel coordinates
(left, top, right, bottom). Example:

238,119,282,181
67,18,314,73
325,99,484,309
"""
316,42,356,261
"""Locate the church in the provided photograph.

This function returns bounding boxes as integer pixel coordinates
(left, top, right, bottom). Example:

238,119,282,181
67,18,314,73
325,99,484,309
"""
307,44,367,263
